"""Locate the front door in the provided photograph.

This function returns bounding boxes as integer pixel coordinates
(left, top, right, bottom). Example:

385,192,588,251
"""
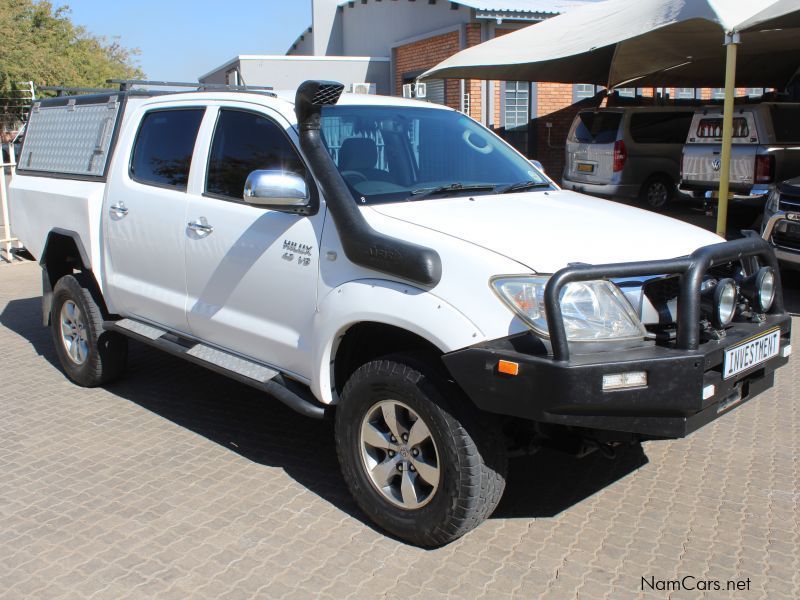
184,106,325,379
104,106,205,333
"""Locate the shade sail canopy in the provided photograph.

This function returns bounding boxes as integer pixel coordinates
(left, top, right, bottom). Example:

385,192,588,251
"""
421,0,800,88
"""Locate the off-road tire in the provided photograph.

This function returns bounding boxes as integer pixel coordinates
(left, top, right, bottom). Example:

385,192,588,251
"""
640,174,674,210
50,273,128,387
335,355,507,547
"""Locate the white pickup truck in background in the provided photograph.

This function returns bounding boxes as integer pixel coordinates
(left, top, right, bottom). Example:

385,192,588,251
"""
8,80,792,546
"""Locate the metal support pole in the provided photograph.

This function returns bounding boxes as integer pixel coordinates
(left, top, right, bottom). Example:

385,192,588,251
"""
716,32,740,238
1,145,14,262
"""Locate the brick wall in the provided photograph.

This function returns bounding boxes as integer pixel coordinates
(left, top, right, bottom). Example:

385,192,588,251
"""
394,31,462,110
534,84,603,179
465,24,483,122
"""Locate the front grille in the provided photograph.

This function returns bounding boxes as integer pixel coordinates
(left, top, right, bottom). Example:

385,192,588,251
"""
775,192,800,251
643,276,679,307
643,262,744,327
779,192,800,214
708,262,742,281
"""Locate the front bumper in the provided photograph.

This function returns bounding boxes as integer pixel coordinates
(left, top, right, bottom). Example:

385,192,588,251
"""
762,210,800,266
444,315,791,439
444,237,791,440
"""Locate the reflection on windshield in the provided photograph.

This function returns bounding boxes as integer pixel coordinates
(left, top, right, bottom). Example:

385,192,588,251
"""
320,105,550,204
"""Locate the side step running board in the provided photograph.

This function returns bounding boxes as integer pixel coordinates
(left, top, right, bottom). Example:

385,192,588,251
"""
106,318,326,419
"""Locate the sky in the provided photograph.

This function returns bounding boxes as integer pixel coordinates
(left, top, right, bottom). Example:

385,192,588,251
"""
66,0,313,82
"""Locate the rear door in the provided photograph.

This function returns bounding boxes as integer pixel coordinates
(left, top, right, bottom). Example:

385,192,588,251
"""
183,104,325,378
104,105,205,332
681,111,758,190
565,111,622,183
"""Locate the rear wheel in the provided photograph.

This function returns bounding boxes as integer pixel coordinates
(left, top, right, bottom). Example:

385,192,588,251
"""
335,355,507,547
640,175,673,210
51,273,128,387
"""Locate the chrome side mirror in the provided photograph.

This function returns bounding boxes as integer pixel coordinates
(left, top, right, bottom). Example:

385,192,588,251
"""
243,170,309,209
529,159,545,173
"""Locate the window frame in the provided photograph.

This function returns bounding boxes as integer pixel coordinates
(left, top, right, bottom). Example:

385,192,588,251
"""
202,106,318,209
503,81,530,130
128,106,207,192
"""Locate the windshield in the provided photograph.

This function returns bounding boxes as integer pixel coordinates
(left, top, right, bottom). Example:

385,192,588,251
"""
320,105,550,204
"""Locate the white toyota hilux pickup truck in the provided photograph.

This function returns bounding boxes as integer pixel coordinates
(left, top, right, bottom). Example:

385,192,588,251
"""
9,81,792,546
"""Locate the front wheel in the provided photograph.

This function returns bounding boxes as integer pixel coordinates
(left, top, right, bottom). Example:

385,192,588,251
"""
335,356,507,547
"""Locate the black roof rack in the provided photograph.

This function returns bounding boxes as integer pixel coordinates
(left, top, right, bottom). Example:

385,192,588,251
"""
36,80,277,98
107,79,277,96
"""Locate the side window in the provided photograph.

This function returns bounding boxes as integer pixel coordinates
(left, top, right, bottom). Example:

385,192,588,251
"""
130,109,205,190
629,112,693,144
206,109,306,200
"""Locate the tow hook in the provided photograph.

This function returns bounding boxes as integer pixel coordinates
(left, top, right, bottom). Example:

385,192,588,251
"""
581,438,618,460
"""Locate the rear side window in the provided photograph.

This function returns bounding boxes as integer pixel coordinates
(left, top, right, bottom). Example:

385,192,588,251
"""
571,112,621,144
629,112,693,144
130,109,205,190
695,117,750,139
206,109,306,199
770,105,800,143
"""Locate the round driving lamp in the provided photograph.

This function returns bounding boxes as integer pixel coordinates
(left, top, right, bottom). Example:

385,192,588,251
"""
701,278,737,329
741,267,776,313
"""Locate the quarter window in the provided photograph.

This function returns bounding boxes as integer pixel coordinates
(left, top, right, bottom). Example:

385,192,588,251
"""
206,109,306,200
130,109,205,190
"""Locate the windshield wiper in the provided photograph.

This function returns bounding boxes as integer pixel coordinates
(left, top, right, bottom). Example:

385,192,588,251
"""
409,183,497,201
499,180,552,194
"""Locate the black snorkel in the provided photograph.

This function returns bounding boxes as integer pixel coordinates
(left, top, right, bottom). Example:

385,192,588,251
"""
294,80,442,287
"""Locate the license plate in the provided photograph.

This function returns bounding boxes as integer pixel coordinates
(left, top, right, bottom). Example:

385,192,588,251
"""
576,163,595,173
723,329,781,380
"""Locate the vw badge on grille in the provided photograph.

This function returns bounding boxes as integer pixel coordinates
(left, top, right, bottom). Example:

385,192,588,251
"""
711,158,721,171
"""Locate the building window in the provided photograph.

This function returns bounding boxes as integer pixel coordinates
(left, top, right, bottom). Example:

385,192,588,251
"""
711,88,726,99
675,88,695,100
616,88,636,98
503,81,529,129
573,83,596,103
746,88,765,98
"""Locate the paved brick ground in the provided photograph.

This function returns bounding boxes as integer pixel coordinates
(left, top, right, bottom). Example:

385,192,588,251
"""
1,261,798,599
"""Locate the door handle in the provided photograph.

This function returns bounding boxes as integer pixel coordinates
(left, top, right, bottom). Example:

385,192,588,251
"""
187,219,214,235
110,202,129,216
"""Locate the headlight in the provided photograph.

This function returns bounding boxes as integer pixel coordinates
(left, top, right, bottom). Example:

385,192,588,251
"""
741,267,775,313
701,278,737,328
765,188,780,213
491,276,647,342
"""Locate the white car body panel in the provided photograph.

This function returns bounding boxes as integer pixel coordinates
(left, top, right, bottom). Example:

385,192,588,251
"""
9,176,105,274
182,105,326,380
369,191,724,273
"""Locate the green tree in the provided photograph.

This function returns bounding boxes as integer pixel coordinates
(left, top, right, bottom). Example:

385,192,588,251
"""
0,0,144,130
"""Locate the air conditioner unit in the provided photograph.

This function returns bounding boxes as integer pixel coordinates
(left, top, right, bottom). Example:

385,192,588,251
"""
401,82,427,100
350,82,376,95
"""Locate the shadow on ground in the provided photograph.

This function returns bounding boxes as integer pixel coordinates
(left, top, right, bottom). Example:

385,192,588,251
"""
1,296,654,539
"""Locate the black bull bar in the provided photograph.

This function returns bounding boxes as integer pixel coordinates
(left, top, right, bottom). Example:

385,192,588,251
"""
544,237,786,361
